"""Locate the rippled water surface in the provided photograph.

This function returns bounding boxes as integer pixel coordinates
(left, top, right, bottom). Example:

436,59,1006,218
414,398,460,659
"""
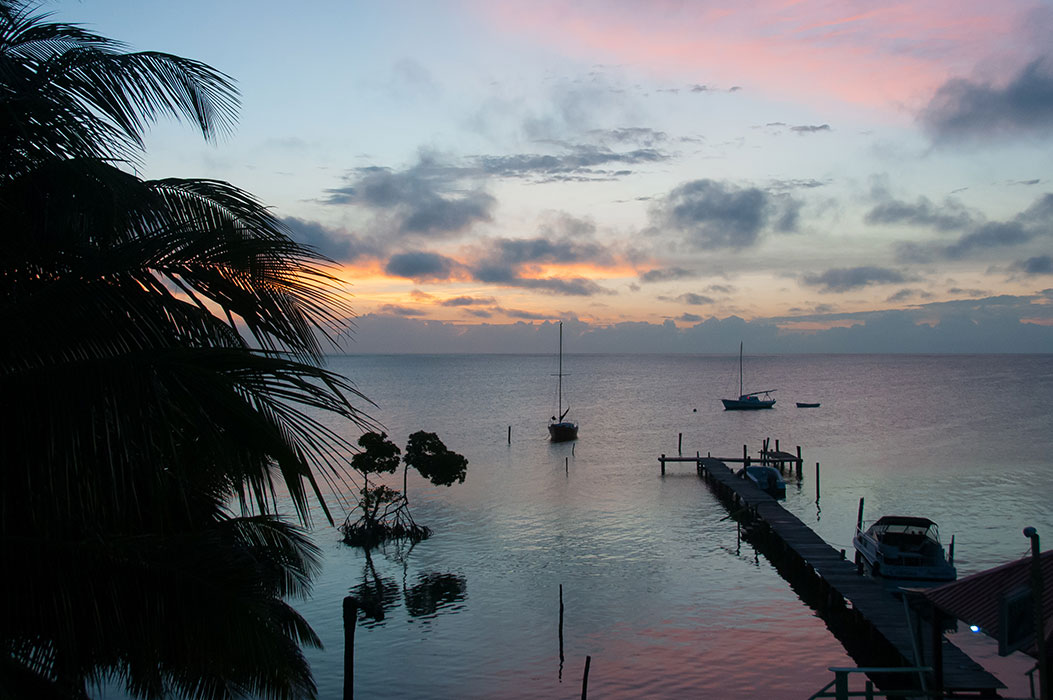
293,353,1053,698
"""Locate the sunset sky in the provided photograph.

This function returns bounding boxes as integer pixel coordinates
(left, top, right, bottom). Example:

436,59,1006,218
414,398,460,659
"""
54,0,1053,352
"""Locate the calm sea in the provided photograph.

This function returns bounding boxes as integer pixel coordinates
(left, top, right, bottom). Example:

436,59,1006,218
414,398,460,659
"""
290,353,1053,699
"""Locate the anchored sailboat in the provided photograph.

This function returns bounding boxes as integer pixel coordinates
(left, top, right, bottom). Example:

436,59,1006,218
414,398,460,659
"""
721,342,775,410
548,322,578,442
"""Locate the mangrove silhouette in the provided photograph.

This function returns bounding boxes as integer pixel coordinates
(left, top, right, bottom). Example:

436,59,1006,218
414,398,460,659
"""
341,431,467,547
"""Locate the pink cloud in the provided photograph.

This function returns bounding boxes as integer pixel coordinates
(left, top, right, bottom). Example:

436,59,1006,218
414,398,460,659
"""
474,0,1033,110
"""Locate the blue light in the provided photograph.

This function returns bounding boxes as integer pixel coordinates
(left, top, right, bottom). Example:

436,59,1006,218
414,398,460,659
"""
970,625,981,633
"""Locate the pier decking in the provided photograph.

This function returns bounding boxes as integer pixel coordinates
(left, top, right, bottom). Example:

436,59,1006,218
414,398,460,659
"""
674,454,1004,696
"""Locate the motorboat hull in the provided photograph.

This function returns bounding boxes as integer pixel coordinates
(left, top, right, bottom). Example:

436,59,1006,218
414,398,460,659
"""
744,465,786,498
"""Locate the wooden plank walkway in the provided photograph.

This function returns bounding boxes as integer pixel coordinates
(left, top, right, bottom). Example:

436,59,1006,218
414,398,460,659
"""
690,456,1003,696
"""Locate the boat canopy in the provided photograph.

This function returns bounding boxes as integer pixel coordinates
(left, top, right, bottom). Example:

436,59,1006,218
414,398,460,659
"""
869,516,940,539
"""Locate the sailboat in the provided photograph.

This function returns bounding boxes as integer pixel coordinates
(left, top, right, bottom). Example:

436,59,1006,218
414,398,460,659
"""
548,321,578,442
721,342,776,410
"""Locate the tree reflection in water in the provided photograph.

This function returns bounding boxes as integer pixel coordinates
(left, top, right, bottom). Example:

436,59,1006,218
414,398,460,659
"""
404,573,467,618
350,546,466,626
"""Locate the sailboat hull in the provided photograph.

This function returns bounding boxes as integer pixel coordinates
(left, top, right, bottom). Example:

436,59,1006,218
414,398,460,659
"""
722,397,775,410
548,422,578,442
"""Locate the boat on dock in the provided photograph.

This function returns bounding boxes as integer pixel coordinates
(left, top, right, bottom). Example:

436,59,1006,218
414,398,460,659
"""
548,321,578,442
853,514,956,583
721,342,775,410
743,464,786,498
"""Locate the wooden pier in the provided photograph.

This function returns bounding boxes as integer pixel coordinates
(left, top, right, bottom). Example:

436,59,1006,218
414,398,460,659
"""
670,453,1004,697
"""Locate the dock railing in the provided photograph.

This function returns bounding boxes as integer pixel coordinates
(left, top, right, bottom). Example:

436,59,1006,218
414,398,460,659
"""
808,666,933,700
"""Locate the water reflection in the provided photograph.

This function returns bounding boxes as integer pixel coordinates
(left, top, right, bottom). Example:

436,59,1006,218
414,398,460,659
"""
404,573,467,618
349,547,467,626
349,550,400,624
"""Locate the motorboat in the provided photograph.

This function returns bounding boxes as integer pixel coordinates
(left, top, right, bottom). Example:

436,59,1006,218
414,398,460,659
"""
796,402,820,408
743,465,786,498
853,515,956,583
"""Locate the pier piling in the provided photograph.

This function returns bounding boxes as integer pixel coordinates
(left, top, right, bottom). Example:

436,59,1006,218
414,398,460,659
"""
343,596,357,700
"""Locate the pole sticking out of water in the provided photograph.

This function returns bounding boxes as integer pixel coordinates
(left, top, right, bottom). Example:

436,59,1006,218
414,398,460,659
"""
581,655,592,700
508,425,511,444
678,432,682,455
343,596,357,700
558,584,565,681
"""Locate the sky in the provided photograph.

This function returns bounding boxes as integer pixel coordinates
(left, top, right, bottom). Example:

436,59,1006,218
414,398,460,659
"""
51,0,1053,353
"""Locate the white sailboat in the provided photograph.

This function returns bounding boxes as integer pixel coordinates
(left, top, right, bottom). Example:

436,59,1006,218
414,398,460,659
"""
721,342,775,410
548,322,578,442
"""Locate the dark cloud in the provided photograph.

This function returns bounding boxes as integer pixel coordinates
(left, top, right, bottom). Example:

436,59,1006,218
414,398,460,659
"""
767,178,827,191
470,267,611,296
650,179,801,250
385,251,459,282
944,221,1031,259
464,308,493,318
480,236,612,268
378,304,424,317
461,217,619,297
324,155,494,238
800,266,907,293
439,296,496,307
947,287,987,297
588,127,668,147
886,288,934,302
676,313,703,322
282,217,379,261
922,56,1053,143
865,196,976,231
1011,255,1053,275
639,267,696,283
790,124,831,134
894,193,1053,261
475,145,666,181
677,293,715,305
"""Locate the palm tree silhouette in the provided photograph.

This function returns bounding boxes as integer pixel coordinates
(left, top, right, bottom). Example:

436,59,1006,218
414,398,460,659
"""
0,2,369,697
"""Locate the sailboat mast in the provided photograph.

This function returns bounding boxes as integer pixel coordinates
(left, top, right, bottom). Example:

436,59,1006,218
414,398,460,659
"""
739,341,743,396
558,321,563,418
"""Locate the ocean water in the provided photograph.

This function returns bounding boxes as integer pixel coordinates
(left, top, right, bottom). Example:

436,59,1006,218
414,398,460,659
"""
293,353,1053,699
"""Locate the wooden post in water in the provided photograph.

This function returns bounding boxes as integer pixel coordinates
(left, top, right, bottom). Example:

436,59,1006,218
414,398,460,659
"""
815,462,820,500
775,439,780,453
660,454,665,475
508,425,511,444
565,457,569,475
742,444,747,464
343,596,357,700
678,432,682,455
796,446,802,479
581,655,591,700
559,584,565,674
